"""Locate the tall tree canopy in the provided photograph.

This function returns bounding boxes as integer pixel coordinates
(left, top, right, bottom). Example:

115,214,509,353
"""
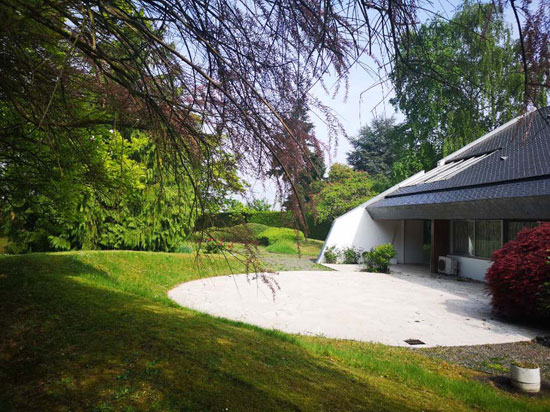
389,1,536,177
313,164,374,223
1,0,549,241
347,117,398,179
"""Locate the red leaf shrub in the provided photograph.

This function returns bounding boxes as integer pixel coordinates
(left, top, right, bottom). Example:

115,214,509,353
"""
486,223,550,321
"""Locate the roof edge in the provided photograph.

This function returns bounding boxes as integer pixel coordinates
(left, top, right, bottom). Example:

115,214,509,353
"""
363,170,426,213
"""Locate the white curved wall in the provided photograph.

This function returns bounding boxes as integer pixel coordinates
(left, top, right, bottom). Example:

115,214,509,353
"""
317,171,425,264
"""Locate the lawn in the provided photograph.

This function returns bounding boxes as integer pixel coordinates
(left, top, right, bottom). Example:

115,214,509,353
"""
0,251,548,411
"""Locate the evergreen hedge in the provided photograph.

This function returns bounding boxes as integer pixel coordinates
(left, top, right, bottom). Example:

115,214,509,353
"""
196,211,332,240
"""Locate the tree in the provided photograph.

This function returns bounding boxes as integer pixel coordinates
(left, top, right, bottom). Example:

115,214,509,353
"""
313,164,374,223
347,117,398,179
390,1,530,174
1,125,242,253
248,199,272,212
1,0,549,238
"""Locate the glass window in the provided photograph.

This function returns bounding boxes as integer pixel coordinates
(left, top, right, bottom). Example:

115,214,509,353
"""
453,220,474,256
506,221,538,242
475,221,502,258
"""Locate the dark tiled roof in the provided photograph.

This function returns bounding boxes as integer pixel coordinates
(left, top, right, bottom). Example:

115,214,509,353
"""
387,106,550,198
371,176,550,208
368,107,550,212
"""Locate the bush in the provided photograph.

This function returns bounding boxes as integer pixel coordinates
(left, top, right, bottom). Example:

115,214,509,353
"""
486,223,550,321
363,243,397,273
257,227,305,246
193,223,270,243
195,212,248,229
342,247,362,264
203,238,233,254
196,211,332,241
265,240,299,254
248,211,293,228
323,246,339,263
176,243,194,254
240,223,270,237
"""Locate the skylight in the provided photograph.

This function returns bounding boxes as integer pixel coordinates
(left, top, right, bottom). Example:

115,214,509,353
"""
401,152,493,187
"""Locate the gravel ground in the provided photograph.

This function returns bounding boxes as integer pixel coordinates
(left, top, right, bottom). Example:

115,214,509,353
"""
260,253,332,272
418,336,550,382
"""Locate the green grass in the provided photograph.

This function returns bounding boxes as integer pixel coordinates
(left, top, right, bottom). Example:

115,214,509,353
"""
265,240,299,254
257,227,305,245
1,251,548,411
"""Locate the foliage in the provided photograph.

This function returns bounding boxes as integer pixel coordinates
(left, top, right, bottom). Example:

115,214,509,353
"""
176,244,194,254
323,246,339,264
313,164,375,223
1,127,240,253
248,211,294,228
195,223,269,243
265,240,299,255
486,223,550,321
2,0,550,253
390,1,530,177
270,98,326,218
196,212,331,241
257,227,305,246
347,117,398,179
204,238,232,254
247,199,272,211
342,247,362,264
0,237,10,254
239,223,271,237
363,244,397,273
371,174,393,193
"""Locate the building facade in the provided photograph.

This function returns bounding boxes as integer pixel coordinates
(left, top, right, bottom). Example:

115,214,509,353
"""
318,107,550,281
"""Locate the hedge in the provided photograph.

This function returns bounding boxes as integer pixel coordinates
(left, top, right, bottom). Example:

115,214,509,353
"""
195,211,331,240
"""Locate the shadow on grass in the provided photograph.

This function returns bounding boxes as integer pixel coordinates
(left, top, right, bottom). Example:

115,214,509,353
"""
1,254,421,412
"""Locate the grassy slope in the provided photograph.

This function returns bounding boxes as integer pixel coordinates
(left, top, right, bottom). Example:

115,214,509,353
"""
0,251,547,412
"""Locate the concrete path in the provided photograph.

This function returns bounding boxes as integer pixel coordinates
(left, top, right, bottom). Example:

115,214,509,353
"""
168,269,546,347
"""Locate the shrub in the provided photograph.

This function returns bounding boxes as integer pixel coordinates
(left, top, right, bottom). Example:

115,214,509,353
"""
240,223,270,237
203,238,232,254
257,227,305,246
363,243,397,273
342,247,362,264
176,243,194,254
265,240,299,254
486,223,550,321
197,211,332,240
323,246,339,263
248,211,293,228
193,223,270,243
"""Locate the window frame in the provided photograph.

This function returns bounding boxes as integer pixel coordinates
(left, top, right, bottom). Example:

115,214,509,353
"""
450,219,503,260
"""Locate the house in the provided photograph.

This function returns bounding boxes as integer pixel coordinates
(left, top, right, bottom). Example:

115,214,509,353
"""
317,107,550,281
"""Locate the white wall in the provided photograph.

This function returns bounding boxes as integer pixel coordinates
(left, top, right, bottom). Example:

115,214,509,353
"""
317,171,425,264
447,255,492,282
317,205,404,263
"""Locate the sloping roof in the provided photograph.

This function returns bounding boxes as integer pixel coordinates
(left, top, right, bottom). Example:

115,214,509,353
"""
367,107,550,219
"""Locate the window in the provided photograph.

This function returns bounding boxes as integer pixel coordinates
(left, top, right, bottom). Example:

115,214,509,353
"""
452,220,474,256
452,220,502,258
475,221,502,258
506,221,538,242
